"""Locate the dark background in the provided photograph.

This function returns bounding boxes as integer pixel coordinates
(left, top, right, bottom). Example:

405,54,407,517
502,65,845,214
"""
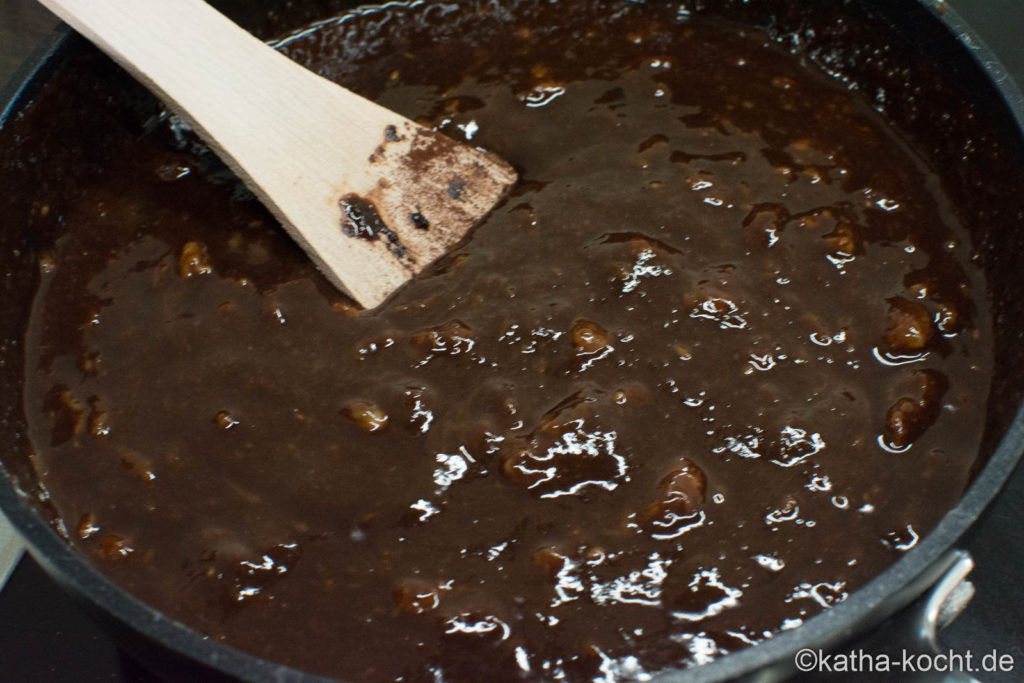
0,0,1021,681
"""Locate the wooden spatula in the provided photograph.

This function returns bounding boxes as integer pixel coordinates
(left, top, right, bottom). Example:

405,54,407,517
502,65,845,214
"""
37,0,518,309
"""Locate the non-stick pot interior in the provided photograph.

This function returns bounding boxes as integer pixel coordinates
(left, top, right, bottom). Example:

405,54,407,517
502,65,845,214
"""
0,1,1022,681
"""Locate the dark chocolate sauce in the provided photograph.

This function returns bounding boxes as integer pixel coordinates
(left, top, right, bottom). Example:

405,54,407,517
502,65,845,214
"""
446,178,466,201
340,193,410,263
13,1,992,681
410,211,430,230
340,194,387,241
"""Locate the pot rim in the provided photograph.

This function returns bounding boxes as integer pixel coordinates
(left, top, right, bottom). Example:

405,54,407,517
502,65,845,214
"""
1,1,1022,681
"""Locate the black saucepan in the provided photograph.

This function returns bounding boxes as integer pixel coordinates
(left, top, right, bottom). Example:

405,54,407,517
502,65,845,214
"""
0,1,1022,681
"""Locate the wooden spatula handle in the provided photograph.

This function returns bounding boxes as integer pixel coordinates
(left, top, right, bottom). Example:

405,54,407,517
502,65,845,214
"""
36,0,377,185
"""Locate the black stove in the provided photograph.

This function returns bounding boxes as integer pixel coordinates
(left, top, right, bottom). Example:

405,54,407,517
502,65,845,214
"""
0,1,1022,680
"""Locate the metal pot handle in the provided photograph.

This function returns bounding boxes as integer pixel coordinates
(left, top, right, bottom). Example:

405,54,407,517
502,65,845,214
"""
841,549,980,682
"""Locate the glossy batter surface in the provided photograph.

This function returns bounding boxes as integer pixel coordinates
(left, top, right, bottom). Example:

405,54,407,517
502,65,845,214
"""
20,1,991,680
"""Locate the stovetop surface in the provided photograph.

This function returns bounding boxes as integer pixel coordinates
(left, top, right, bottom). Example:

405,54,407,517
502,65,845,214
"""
0,0,1022,680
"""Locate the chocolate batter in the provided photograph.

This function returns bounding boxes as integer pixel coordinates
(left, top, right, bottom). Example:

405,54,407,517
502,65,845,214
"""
15,1,991,680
